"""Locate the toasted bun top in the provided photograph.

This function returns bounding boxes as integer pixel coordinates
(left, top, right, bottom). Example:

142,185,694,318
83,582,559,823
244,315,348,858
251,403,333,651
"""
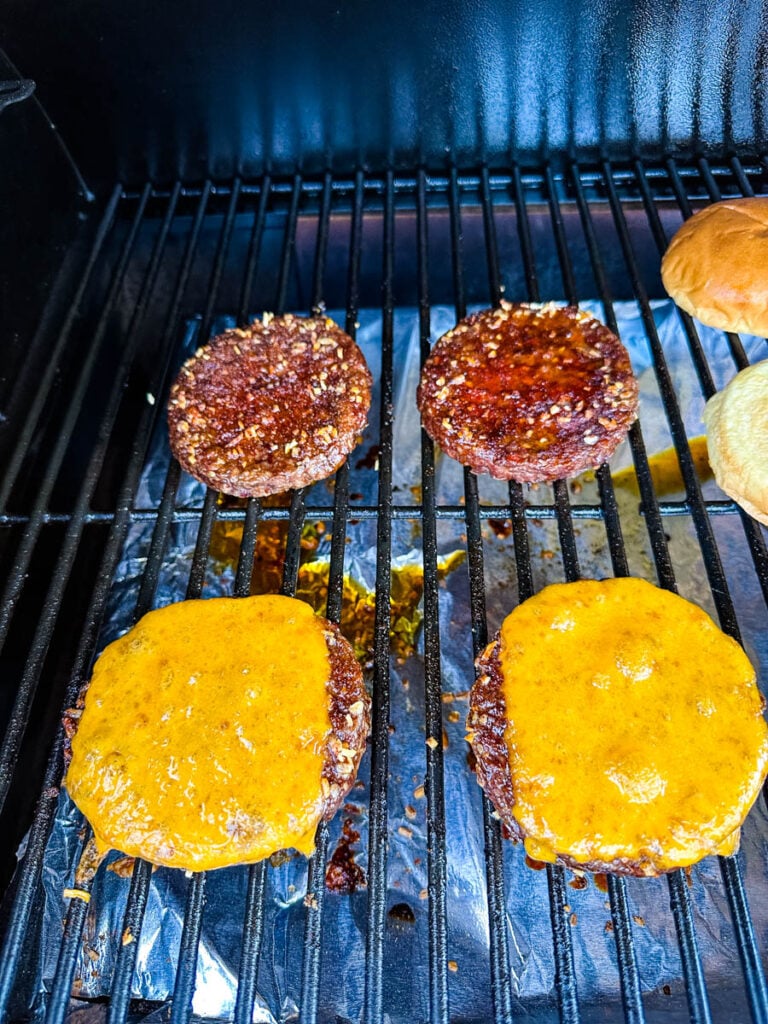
661,198,768,338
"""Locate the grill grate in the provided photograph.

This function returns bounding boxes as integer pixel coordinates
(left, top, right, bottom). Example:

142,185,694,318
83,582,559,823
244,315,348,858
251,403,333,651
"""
1,157,768,1024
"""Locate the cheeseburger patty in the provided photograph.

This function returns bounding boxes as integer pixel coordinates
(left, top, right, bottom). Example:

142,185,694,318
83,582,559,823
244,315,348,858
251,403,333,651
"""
65,596,370,871
468,579,768,876
168,314,372,497
417,302,638,482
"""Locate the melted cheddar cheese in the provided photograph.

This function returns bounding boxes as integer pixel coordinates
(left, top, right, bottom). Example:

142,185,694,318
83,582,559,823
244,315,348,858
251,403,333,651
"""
610,435,712,497
67,595,333,870
498,578,768,874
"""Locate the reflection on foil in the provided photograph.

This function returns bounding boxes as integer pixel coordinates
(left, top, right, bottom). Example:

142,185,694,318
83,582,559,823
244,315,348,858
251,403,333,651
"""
16,303,768,1023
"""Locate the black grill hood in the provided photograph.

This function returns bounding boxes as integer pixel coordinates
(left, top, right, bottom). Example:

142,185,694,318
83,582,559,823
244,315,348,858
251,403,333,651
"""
1,0,767,190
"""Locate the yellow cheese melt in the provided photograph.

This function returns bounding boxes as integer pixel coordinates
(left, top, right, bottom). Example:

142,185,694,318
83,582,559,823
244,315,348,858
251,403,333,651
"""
67,595,332,871
498,578,768,874
610,435,712,497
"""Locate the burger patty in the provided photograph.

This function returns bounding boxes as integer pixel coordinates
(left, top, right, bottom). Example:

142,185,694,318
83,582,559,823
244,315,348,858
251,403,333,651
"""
417,302,639,482
468,579,768,876
167,314,372,497
64,596,371,871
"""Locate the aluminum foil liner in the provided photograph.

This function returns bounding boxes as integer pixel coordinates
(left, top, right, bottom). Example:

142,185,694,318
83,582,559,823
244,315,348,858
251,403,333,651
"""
18,303,768,1023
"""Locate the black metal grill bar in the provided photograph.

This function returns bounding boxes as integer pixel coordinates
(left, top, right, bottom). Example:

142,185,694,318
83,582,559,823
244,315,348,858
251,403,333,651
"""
231,490,269,1021
1,160,767,1024
234,499,262,595
480,167,503,307
231,183,311,1024
569,165,677,593
0,180,210,1019
636,161,768,614
570,161,718,1024
667,870,712,1024
543,162,652,1024
0,184,150,770
238,174,272,327
118,160,765,205
311,171,333,312
601,160,741,638
464,469,515,1024
229,497,265,1024
730,155,756,197
449,168,467,322
720,855,768,1021
0,497,747,526
298,167,363,1024
170,875,208,1024
456,168,514,1024
362,168,395,1024
164,180,252,1023
0,183,123,509
0,181,175,812
185,489,219,598
545,165,578,307
499,556,576,1024
136,462,184,614
276,175,303,314
106,860,154,1024
418,169,450,1024
233,863,268,1024
44,837,96,1024
506,169,581,1024
202,178,243,341
109,177,242,1024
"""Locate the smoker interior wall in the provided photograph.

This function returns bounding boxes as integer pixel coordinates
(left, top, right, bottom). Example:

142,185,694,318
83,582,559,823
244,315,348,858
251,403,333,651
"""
0,51,88,410
1,0,767,190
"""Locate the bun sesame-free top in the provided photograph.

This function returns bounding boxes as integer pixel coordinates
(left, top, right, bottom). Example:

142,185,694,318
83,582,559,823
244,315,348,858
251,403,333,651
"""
661,198,768,337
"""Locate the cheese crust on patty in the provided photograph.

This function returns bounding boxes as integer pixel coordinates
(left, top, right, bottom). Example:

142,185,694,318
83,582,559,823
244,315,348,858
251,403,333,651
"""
468,578,768,876
66,595,370,871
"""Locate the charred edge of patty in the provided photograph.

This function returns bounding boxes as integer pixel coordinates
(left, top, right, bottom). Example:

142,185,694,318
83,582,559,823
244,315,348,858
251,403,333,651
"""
170,427,366,500
418,402,637,484
468,637,523,840
63,680,90,769
321,622,371,819
468,634,669,878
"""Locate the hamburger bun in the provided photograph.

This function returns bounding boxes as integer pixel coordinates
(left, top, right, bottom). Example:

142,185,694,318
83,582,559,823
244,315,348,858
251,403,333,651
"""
661,198,768,337
704,359,768,526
